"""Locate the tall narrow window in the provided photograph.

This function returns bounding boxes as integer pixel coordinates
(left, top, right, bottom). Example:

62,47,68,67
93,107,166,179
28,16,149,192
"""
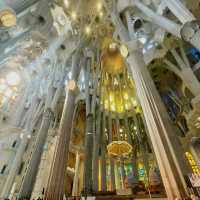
12,140,17,148
1,165,7,174
18,162,24,175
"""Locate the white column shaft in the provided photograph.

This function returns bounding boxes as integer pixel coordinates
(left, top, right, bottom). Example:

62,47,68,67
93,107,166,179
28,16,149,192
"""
72,152,80,196
133,0,182,37
163,0,195,24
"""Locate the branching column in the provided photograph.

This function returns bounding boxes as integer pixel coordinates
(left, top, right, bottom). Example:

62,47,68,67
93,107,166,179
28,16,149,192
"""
131,0,200,51
45,51,82,200
162,0,195,24
126,41,188,199
18,81,57,198
124,117,138,185
101,112,107,191
0,87,42,199
72,152,81,196
107,5,190,197
92,107,101,192
84,54,97,193
108,112,116,191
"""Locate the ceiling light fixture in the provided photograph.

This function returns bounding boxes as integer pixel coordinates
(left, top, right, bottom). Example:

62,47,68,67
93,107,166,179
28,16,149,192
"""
99,11,103,18
97,2,102,11
0,8,16,27
6,72,20,86
120,44,129,58
71,11,77,20
85,26,91,35
64,0,69,8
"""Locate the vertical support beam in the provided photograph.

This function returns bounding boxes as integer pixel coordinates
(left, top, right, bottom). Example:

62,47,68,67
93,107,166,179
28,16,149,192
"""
107,7,190,197
162,0,195,24
101,112,107,191
126,41,188,199
92,56,101,192
18,83,56,199
84,56,94,194
92,108,101,191
132,0,182,38
0,93,40,199
108,112,116,191
45,51,82,200
124,117,138,184
72,152,80,196
120,160,126,189
84,113,94,193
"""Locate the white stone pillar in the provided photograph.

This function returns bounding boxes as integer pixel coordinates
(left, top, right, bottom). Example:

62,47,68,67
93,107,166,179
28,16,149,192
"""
133,0,182,37
0,132,29,199
126,40,188,199
0,94,40,199
132,0,200,52
45,49,83,199
72,152,80,196
162,0,195,24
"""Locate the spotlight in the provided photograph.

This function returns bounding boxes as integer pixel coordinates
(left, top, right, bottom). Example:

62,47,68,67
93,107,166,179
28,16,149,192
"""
64,0,69,8
0,8,16,27
71,11,77,20
97,2,102,11
85,26,91,35
99,11,103,18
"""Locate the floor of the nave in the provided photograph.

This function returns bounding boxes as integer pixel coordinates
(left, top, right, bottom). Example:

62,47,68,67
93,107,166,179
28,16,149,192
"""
68,194,167,200
70,196,167,200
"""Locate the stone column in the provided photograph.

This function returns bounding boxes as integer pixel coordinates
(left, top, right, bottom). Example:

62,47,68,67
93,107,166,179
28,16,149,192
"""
101,112,107,191
162,0,195,24
126,40,188,199
83,56,94,193
0,93,40,199
108,112,116,191
45,51,82,200
107,6,190,197
84,113,94,193
132,0,200,52
0,133,29,199
120,161,126,190
72,152,80,196
132,0,182,37
18,108,54,198
18,81,57,198
124,117,138,183
92,108,101,191
92,57,101,192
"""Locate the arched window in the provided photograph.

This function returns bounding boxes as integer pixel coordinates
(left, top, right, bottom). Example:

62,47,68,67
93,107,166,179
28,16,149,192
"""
1,164,7,174
12,140,17,148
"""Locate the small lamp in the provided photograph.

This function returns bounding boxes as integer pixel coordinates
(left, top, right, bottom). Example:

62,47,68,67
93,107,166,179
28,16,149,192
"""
0,3,16,28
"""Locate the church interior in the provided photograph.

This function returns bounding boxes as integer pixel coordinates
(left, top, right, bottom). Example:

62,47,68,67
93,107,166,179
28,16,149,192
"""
1,0,200,199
